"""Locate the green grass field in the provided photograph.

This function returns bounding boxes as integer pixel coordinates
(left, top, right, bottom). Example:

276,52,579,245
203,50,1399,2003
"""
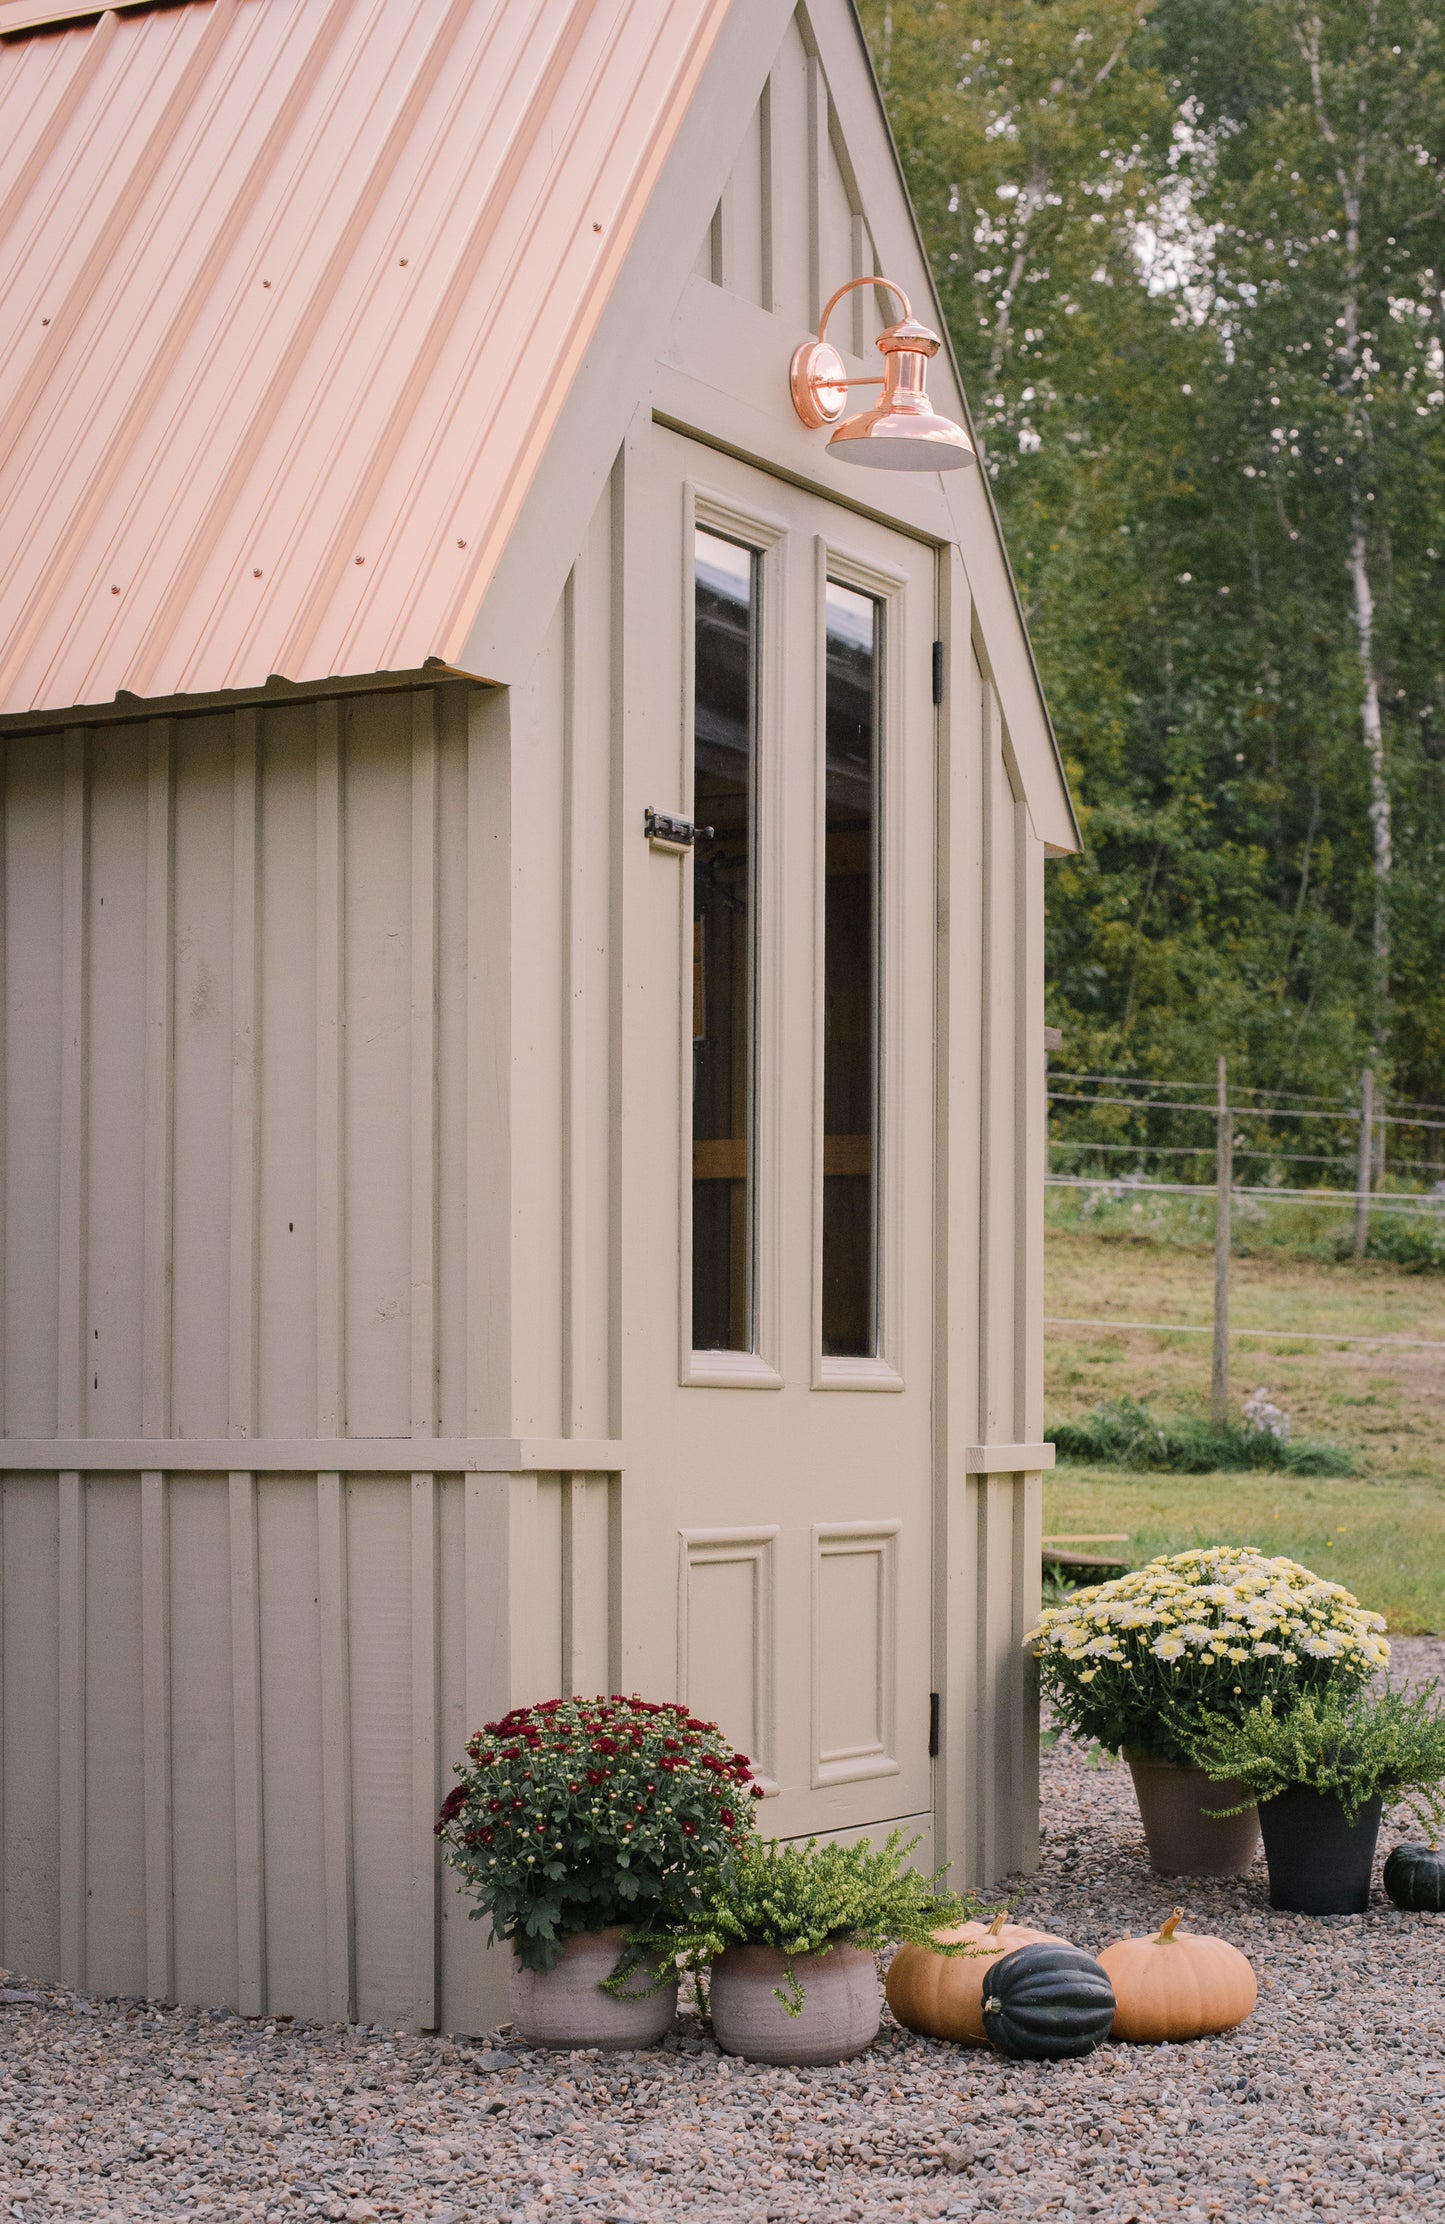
1043,1218,1445,1633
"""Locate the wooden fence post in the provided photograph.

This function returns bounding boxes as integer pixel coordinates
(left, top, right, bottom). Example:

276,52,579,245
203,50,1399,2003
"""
1353,1067,1374,1260
1212,1055,1231,1428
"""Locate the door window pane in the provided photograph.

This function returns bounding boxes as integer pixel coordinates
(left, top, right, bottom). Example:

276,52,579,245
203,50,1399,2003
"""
692,529,758,1352
822,580,879,1357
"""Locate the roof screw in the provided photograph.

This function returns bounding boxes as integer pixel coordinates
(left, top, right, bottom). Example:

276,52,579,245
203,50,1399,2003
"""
253,568,262,579
399,258,409,267
355,555,365,566
111,585,120,595
457,538,467,548
592,223,602,233
42,316,50,326
262,279,271,288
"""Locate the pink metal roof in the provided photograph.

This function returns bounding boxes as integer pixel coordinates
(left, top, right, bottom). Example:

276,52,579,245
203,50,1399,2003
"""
0,0,730,716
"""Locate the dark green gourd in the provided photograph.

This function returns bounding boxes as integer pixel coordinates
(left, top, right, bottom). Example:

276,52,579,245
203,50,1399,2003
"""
1383,1842,1445,1912
981,1942,1116,2061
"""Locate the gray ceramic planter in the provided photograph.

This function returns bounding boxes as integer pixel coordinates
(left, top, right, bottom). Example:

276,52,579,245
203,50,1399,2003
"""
508,1927,677,2051
708,1943,881,2065
1124,1753,1261,1876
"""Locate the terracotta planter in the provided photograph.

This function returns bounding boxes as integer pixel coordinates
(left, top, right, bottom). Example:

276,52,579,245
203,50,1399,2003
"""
508,1927,677,2051
1124,1753,1261,1877
1258,1787,1383,1915
708,1943,881,2066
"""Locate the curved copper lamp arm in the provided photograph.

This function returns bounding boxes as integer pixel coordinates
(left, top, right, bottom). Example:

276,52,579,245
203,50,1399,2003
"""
789,277,918,425
816,274,912,356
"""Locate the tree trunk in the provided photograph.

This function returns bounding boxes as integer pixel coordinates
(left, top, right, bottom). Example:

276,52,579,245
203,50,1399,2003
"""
1348,504,1392,1040
1300,5,1392,1045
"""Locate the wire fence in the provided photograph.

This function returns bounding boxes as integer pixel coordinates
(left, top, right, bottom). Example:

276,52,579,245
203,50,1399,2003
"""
1045,1053,1445,1417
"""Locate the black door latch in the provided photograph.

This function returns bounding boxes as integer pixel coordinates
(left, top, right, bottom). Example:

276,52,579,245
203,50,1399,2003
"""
645,806,713,853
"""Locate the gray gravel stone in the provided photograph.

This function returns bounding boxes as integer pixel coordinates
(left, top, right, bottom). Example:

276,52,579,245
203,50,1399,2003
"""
1,1636,1441,2222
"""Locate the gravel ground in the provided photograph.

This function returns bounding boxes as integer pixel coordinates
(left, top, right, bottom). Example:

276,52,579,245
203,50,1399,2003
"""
3,1637,1444,2224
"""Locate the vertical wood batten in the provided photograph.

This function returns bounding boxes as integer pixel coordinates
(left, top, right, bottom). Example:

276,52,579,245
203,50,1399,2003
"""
140,1469,173,1999
0,751,6,1443
758,75,775,316
805,51,826,327
316,1472,355,2022
1013,787,1045,1446
932,557,979,1885
410,694,439,1440
410,1472,438,2028
57,731,88,1439
466,688,511,1436
57,1471,85,1988
1011,1470,1043,1872
228,712,259,1441
143,722,175,1440
315,702,344,1438
228,1470,265,2015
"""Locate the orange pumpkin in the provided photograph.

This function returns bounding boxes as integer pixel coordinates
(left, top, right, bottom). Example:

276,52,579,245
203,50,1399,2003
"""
1098,1908,1257,2043
886,1908,1074,2045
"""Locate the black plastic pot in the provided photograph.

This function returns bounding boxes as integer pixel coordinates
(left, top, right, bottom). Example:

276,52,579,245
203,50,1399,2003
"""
1257,1786,1383,1914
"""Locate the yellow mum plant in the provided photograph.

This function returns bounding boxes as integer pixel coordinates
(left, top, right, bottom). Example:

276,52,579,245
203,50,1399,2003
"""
1027,1546,1388,1766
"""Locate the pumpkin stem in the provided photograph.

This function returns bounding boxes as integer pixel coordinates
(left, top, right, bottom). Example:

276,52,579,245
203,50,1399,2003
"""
1155,1908,1185,1943
988,1908,1009,1937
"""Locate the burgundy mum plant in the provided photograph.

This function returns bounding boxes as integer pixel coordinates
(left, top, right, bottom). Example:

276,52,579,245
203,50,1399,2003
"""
435,1695,764,1971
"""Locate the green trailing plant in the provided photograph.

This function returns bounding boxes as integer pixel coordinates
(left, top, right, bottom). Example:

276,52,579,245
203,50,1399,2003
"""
1048,1396,1355,1479
1030,1546,1390,1766
434,1696,762,1973
646,1831,987,2016
1187,1681,1445,1835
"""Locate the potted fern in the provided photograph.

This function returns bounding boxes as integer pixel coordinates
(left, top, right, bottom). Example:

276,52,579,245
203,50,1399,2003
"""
1188,1681,1445,1914
659,1831,985,2065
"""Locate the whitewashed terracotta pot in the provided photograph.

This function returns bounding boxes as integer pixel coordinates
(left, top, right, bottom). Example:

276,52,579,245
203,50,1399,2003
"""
507,1927,677,2051
708,1942,881,2065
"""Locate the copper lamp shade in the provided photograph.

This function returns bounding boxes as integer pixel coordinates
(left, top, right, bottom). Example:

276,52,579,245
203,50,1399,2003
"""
789,279,975,474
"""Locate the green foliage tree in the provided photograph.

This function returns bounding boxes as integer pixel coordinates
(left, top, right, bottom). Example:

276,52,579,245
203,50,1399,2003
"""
860,1,1445,1116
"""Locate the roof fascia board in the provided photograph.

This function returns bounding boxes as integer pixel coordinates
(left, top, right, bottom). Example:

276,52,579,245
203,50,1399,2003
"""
456,0,798,691
0,664,478,737
807,0,1080,854
0,2,180,32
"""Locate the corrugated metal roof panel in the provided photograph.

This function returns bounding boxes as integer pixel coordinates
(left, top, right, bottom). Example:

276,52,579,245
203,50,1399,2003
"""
0,0,730,715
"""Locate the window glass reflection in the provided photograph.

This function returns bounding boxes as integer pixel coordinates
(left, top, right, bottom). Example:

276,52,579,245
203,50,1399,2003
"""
822,580,879,1358
691,529,757,1352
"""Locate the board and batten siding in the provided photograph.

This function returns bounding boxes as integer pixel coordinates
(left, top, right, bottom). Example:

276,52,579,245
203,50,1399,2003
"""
0,439,1047,2025
0,485,624,2029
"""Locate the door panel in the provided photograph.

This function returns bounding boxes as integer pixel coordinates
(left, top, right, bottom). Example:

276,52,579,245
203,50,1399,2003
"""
623,427,937,1840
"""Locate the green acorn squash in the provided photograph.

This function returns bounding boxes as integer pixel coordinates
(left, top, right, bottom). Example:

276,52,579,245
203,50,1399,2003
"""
1383,1841,1445,1913
981,1942,1115,2061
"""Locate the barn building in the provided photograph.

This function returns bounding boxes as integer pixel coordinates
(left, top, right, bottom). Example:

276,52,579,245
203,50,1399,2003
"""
0,0,1077,2030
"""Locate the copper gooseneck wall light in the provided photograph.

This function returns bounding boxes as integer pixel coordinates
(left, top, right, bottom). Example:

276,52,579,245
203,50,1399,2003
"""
789,276,976,472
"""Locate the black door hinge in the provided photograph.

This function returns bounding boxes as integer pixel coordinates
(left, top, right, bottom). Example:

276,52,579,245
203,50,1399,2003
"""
928,1690,941,1758
931,640,944,705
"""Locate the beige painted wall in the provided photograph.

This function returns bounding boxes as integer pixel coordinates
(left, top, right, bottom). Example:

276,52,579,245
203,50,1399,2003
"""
0,665,622,2031
0,3,1057,2030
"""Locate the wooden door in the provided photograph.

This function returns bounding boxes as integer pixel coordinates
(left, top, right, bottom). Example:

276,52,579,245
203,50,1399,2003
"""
621,428,940,1845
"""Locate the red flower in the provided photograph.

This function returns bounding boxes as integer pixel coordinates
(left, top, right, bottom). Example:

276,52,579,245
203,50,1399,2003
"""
478,1827,495,1845
634,1803,648,1815
681,1821,697,1838
437,1784,469,1828
750,1784,766,1799
487,1799,502,1814
586,1769,607,1787
719,1808,735,1828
